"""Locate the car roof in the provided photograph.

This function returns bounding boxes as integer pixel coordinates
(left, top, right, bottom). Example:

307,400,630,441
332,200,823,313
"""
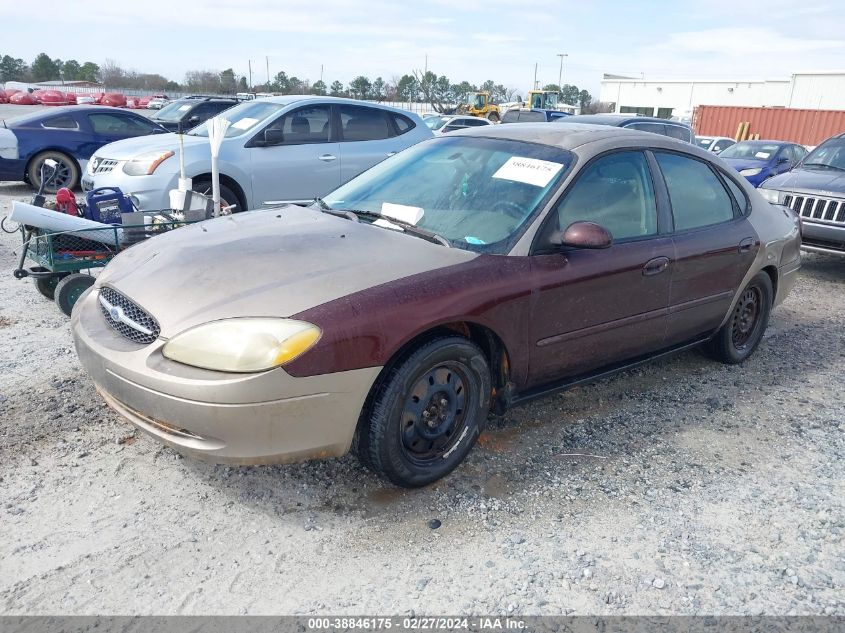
731,139,792,146
3,105,138,126
451,121,684,150
253,95,422,117
170,97,238,104
557,114,690,127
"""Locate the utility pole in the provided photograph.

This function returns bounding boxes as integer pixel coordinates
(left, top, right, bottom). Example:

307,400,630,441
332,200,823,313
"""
320,64,324,83
248,60,252,91
557,53,568,91
266,56,270,90
533,63,538,90
424,54,428,75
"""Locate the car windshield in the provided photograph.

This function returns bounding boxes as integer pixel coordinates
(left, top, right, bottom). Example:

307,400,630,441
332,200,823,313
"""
322,136,574,254
719,142,780,161
802,138,845,171
153,101,193,122
425,116,447,130
696,137,714,148
187,101,285,137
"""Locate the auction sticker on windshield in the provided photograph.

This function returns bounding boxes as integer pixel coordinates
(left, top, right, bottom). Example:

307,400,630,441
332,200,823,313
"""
492,156,564,187
232,117,259,130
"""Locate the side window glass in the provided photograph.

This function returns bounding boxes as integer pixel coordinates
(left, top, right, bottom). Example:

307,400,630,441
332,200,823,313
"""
268,105,331,145
627,122,666,135
722,174,749,214
391,113,414,134
339,105,390,141
655,152,735,230
665,125,692,142
520,111,545,122
88,114,152,134
501,110,519,123
42,116,78,129
554,151,658,241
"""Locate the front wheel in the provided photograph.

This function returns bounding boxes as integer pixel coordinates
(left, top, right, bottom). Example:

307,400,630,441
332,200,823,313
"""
54,273,95,316
705,271,773,364
357,337,491,487
192,181,241,213
487,112,500,123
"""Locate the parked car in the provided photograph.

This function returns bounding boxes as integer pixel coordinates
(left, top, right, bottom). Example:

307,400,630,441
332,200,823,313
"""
0,89,8,104
718,140,807,187
147,95,170,110
101,93,127,108
554,114,694,143
65,92,78,105
38,90,70,106
83,96,433,211
76,95,96,105
695,135,736,154
425,114,492,135
139,94,168,108
0,106,169,192
760,132,845,255
10,92,36,105
149,97,239,132
501,108,571,123
72,123,801,486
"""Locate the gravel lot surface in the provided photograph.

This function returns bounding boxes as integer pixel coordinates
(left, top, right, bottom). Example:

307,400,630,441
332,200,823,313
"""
0,182,843,616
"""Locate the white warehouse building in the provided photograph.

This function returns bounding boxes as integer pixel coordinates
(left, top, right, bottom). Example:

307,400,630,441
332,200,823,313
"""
599,71,845,122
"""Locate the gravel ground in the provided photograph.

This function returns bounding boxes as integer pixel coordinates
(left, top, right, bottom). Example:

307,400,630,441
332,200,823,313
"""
0,182,843,616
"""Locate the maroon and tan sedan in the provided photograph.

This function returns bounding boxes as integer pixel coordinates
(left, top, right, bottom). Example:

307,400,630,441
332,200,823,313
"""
71,123,801,487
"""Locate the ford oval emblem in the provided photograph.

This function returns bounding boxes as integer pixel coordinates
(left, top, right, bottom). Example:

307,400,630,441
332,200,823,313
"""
109,306,123,322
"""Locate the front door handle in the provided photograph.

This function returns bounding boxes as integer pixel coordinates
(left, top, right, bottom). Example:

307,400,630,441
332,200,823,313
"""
642,256,670,277
738,237,755,253
318,154,337,162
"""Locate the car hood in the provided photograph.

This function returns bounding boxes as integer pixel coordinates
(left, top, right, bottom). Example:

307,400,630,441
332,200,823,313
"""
93,133,206,160
722,158,769,171
96,206,477,337
762,167,845,195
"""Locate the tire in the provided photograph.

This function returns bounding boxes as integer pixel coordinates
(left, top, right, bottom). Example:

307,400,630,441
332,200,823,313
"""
705,271,773,364
31,268,67,300
192,181,242,213
357,336,491,487
487,112,500,123
54,273,95,317
28,151,80,193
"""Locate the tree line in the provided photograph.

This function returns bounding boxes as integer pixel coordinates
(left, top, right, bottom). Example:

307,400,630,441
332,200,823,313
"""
0,52,596,111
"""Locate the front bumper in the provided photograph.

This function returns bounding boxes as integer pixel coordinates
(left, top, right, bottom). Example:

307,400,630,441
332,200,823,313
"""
71,287,381,464
801,220,845,256
82,166,175,212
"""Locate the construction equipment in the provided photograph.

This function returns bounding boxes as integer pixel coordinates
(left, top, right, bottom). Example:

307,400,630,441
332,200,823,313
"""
460,92,501,122
527,90,561,111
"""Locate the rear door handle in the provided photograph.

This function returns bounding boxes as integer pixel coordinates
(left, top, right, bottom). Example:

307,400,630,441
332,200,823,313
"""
643,256,670,276
318,154,337,162
739,237,755,253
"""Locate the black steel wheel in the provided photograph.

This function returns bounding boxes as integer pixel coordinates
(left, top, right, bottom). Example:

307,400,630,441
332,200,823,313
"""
28,151,79,192
705,271,773,364
357,336,491,487
192,181,241,213
54,273,95,316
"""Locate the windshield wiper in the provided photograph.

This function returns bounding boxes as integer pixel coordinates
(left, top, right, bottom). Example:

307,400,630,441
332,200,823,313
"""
802,162,845,172
312,199,450,247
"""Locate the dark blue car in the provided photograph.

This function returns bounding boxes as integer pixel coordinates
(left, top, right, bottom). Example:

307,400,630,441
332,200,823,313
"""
717,140,808,187
0,106,168,192
501,108,571,123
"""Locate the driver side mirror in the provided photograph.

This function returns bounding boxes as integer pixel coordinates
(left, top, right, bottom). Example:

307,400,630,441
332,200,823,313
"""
554,221,613,249
187,115,201,124
777,156,790,164
263,128,285,146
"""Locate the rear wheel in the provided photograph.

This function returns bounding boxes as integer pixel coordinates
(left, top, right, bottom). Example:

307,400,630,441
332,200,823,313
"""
32,268,67,300
705,272,773,364
54,273,95,316
357,337,491,487
28,151,79,192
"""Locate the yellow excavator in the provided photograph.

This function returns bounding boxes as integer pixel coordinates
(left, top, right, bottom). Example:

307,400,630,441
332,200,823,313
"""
460,92,501,122
526,90,561,110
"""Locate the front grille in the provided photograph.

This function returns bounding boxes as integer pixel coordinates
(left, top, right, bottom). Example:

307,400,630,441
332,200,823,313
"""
98,287,160,345
783,193,845,225
92,159,118,174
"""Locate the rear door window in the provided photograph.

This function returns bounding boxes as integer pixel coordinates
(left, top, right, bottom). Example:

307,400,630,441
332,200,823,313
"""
339,105,391,141
655,152,736,231
665,125,692,143
626,122,667,136
88,113,159,135
518,111,546,122
501,110,520,123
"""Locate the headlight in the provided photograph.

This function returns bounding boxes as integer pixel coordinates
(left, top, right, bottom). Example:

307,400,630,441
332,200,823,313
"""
739,168,762,177
162,318,321,373
759,188,781,203
122,150,174,176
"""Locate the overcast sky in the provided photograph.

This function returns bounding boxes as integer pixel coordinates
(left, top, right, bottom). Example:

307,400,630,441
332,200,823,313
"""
2,0,844,95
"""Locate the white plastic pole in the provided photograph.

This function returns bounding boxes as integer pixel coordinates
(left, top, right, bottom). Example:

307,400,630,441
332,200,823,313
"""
207,116,231,217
